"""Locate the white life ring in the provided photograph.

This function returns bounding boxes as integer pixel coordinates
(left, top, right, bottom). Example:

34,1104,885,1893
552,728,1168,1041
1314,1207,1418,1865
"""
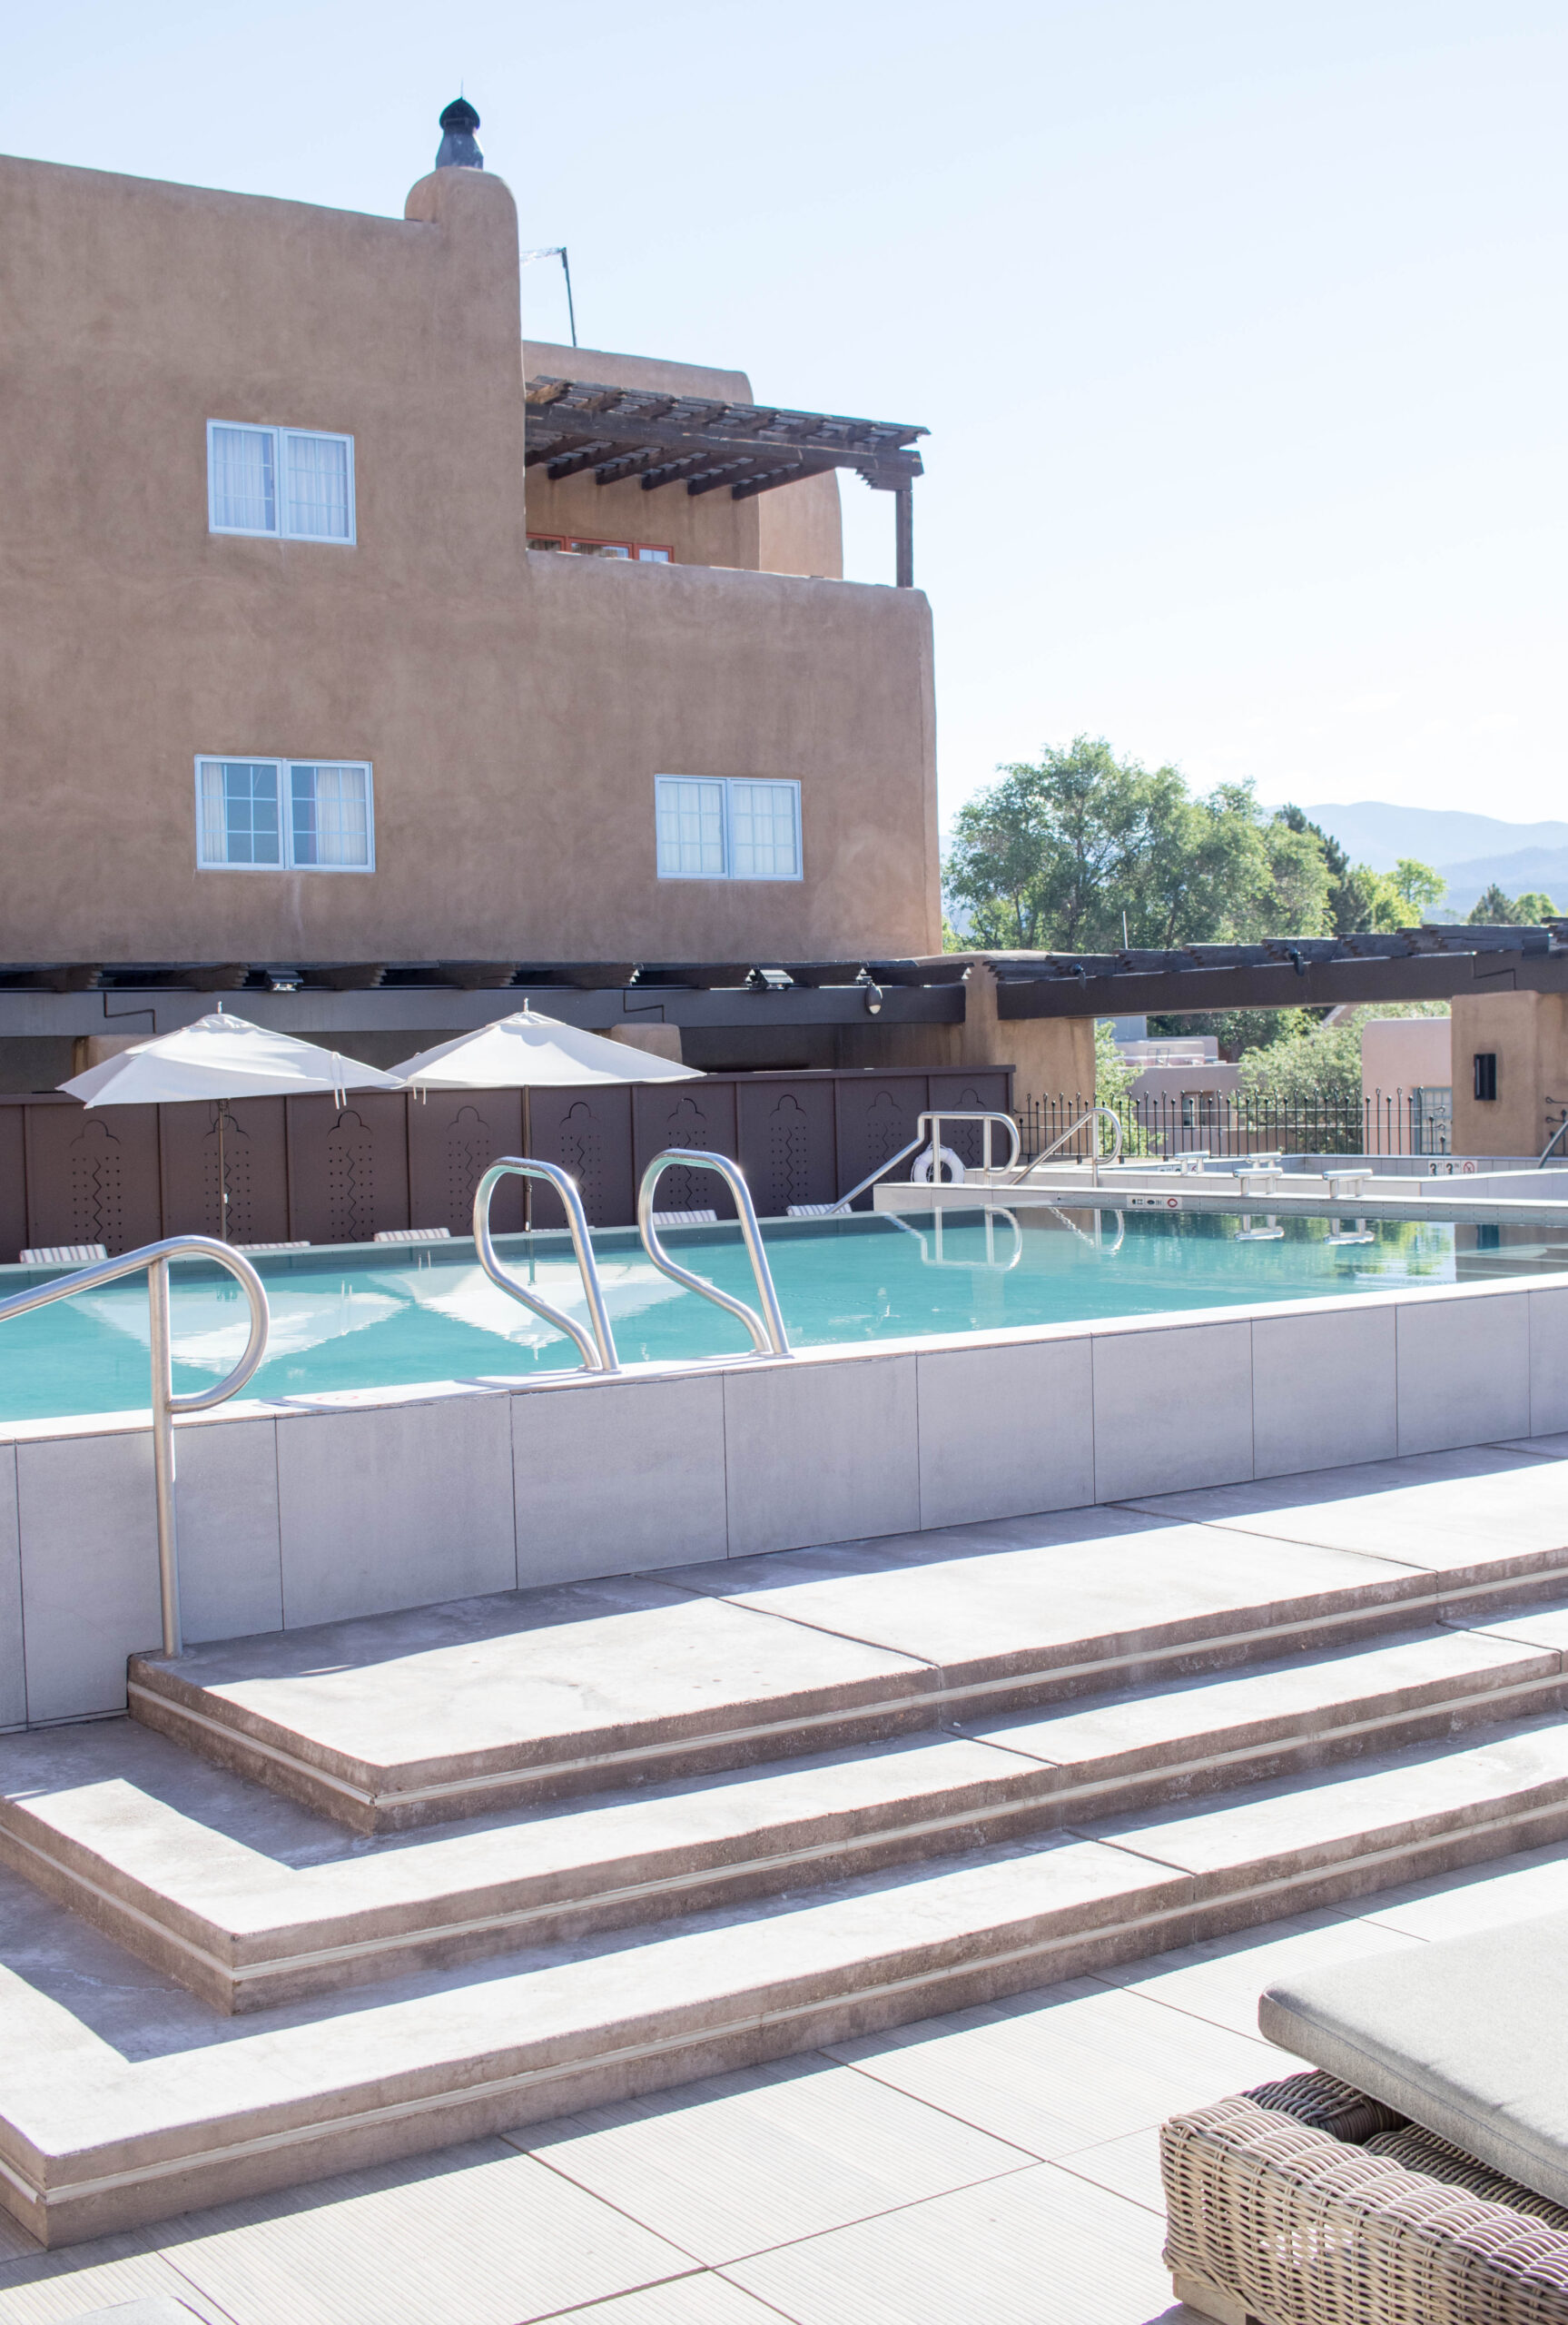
911,1144,966,1185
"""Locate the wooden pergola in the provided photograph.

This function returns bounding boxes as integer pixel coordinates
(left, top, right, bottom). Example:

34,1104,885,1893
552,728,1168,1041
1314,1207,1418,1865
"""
524,376,927,585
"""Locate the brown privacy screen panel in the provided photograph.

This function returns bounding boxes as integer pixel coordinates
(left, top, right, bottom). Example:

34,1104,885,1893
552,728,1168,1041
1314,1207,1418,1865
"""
158,1098,290,1248
0,1067,1014,1257
407,1088,525,1236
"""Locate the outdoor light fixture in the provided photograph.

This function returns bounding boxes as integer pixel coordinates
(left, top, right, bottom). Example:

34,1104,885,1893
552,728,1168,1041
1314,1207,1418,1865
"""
264,967,301,993
749,966,794,992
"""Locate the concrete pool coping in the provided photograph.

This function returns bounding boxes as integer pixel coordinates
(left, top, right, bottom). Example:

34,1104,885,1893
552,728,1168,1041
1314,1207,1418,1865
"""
875,1181,1568,1226
0,1260,1566,1731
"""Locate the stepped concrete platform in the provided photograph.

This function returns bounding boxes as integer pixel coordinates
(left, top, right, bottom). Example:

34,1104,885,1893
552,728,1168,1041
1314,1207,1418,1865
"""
2,1440,1568,2245
127,1445,1568,1830
4,1624,1566,2013
6,1715,1568,2243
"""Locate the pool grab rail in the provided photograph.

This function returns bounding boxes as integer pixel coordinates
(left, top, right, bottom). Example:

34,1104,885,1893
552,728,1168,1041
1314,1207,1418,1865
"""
0,1237,270,1659
824,1111,1023,1216
1009,1105,1125,1186
472,1158,620,1374
884,1204,1026,1271
637,1150,791,1357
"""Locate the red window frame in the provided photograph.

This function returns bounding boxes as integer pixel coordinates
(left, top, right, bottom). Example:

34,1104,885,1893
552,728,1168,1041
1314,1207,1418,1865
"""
527,534,674,562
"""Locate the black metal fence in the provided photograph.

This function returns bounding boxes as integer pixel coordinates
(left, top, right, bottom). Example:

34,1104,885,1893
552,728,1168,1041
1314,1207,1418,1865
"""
1018,1088,1453,1162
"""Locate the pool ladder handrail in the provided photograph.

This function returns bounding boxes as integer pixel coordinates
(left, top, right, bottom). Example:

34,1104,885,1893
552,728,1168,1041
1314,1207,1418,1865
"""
637,1150,791,1357
884,1203,1026,1271
0,1237,270,1659
823,1111,1022,1216
472,1158,620,1374
1007,1105,1125,1188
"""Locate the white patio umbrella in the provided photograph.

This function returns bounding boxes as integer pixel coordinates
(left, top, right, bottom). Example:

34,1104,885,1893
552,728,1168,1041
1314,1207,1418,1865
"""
393,1003,700,1228
59,1011,405,1239
392,1004,700,1091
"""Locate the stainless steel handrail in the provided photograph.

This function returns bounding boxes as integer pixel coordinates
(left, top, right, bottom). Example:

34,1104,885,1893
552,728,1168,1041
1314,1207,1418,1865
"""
637,1151,791,1356
472,1158,619,1374
1041,1202,1128,1256
1009,1105,1125,1186
0,1237,270,1658
885,1204,1024,1271
825,1111,1023,1216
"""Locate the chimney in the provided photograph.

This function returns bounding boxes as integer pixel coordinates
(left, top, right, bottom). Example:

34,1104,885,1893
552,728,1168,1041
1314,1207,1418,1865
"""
435,98,483,170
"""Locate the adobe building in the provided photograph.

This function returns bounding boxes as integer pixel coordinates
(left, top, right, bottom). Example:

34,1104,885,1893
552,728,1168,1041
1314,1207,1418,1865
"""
13,101,1568,1143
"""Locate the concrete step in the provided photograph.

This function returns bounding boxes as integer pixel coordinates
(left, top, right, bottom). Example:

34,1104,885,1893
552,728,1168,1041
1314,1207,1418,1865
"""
10,1618,1568,2013
124,1474,1568,1830
10,1710,1568,2246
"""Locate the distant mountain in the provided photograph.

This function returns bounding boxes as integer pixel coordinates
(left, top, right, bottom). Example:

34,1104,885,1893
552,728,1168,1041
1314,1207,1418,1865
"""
1428,848,1568,919
1299,803,1568,919
1305,804,1568,872
1303,803,1568,876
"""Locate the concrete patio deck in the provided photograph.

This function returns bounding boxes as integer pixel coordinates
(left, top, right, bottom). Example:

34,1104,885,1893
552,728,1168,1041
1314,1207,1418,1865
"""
11,1833,1568,2323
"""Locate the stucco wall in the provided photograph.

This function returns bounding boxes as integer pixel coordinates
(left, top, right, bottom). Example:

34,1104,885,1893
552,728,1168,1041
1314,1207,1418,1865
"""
1451,993,1568,1157
0,155,920,965
1360,1014,1452,1100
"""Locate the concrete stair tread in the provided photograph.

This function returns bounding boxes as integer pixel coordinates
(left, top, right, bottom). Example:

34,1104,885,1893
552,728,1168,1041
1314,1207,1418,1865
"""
11,1709,1568,2241
1126,1445,1568,1589
126,1473,1568,1830
968,1621,1558,1766
11,1620,1568,2013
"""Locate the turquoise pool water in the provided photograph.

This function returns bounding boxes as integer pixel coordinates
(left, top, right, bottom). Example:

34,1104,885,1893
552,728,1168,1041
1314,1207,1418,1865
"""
0,1207,1561,1424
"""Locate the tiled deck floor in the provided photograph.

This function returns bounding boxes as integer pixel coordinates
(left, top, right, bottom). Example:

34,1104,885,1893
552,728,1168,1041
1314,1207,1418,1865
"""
14,1841,1568,2325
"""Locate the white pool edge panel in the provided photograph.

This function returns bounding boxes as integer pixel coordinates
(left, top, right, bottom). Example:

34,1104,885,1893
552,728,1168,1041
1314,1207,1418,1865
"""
0,1267,1564,1727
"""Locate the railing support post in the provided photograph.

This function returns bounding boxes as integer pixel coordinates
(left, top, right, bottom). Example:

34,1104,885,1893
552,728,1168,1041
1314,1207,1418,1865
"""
0,1236,268,1665
146,1255,182,1659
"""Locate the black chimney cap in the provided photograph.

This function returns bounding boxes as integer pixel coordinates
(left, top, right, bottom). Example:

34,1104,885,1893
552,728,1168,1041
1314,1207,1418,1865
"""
436,98,484,171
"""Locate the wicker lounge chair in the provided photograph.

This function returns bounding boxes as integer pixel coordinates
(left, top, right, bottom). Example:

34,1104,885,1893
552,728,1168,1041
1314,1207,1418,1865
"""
1163,1903,1568,2319
1164,2069,1568,2322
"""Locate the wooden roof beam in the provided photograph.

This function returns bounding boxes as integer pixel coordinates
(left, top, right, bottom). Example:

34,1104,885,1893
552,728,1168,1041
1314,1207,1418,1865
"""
729,460,841,501
685,455,800,498
543,440,623,481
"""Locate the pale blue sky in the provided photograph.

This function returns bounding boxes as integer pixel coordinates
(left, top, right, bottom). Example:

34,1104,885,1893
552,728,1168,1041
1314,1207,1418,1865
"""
4,1,1563,826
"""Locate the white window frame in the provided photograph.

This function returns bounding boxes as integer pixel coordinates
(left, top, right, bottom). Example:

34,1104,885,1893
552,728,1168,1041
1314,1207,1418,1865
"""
655,776,803,882
206,421,357,543
194,757,376,873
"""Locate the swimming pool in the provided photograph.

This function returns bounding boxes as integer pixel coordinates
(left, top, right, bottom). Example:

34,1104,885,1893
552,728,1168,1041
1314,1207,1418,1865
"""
0,1205,1563,1424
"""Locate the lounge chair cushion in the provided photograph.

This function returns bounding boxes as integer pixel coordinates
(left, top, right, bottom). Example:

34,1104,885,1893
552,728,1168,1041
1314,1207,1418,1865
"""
1260,1907,1568,2211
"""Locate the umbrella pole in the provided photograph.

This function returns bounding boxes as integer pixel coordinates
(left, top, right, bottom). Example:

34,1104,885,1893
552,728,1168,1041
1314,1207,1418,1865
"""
217,1104,229,1242
523,1087,532,1234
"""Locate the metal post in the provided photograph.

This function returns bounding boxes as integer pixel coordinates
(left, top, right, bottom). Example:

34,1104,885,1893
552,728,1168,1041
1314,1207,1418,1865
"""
216,1104,230,1242
560,248,578,348
146,1256,182,1658
894,484,913,588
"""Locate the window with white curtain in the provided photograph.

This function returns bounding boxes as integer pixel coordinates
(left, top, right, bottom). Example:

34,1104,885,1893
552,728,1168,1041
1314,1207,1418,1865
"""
208,422,355,541
655,776,802,881
196,759,374,871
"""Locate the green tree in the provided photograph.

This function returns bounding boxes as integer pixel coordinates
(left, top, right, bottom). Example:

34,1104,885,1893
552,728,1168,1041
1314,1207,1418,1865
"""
1464,883,1559,925
1238,1014,1365,1107
1274,806,1377,936
943,738,1331,953
1238,1001,1451,1104
1392,858,1447,918
1149,1005,1318,1063
1271,810,1451,933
